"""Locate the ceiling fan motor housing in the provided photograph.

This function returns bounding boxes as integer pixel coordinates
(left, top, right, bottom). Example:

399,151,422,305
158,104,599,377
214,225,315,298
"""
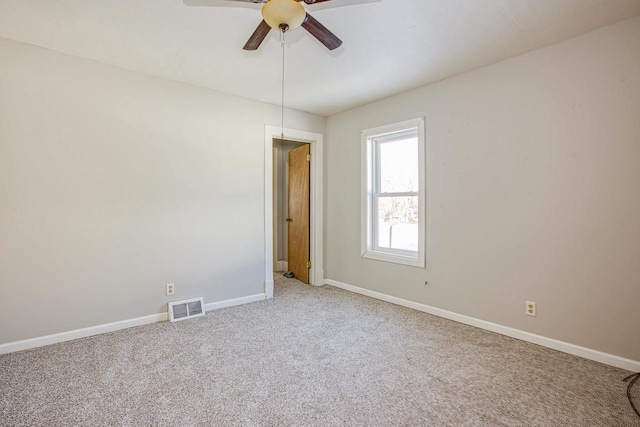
262,0,307,31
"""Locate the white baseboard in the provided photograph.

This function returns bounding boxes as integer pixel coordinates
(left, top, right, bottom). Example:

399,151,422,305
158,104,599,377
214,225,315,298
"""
0,293,267,355
204,293,266,311
265,279,275,299
312,268,325,287
325,279,640,372
275,261,288,272
0,312,168,355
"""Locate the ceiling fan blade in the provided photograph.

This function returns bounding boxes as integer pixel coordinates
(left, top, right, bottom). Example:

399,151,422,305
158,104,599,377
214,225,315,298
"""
243,20,271,50
301,13,342,50
183,0,265,7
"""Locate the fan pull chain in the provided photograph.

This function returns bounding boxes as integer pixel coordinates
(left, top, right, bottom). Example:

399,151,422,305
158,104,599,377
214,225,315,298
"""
280,29,286,140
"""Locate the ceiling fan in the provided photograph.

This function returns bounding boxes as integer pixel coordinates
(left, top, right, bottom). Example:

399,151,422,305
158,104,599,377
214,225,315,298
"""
227,0,343,51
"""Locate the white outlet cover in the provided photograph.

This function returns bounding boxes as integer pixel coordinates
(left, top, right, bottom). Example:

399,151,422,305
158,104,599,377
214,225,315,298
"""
526,301,537,316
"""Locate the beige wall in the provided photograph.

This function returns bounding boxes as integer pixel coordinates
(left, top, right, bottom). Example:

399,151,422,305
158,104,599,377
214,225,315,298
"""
325,17,640,361
0,37,325,344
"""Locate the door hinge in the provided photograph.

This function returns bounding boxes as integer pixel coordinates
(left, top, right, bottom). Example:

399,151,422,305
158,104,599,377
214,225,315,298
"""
306,154,312,162
306,261,312,269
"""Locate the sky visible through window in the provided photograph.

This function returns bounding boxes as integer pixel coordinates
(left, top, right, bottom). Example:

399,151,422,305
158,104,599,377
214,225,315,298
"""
379,137,418,193
377,136,418,251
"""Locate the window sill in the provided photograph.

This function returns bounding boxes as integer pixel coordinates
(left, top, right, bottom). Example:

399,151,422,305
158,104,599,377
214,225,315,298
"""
361,250,425,268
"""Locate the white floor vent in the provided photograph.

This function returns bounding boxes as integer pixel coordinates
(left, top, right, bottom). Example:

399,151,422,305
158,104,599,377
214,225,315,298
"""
168,297,206,322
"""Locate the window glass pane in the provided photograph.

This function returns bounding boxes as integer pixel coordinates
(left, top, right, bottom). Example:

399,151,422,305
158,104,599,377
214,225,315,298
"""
379,137,418,193
376,196,418,251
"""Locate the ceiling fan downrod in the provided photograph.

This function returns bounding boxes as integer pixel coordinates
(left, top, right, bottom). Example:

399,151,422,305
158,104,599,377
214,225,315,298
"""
280,27,286,139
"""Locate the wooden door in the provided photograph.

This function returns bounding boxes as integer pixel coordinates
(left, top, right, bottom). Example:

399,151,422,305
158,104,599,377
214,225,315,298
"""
288,144,310,283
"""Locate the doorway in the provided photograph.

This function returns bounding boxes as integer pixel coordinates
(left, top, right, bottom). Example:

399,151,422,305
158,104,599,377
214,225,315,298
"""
272,139,310,283
264,126,324,298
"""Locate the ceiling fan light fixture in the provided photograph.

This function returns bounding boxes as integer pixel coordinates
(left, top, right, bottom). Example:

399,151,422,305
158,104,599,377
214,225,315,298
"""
262,0,307,32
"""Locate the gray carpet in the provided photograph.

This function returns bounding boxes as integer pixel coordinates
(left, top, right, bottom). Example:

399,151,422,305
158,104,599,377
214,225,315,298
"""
1,275,638,426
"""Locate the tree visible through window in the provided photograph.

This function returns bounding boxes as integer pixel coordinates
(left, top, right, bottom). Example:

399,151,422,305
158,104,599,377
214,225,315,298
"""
362,118,425,267
376,133,419,252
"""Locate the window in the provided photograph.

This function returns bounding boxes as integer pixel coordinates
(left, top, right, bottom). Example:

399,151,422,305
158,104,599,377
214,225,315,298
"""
361,118,425,267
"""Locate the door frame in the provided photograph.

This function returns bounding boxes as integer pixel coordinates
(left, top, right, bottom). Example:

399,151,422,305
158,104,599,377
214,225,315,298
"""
264,126,324,298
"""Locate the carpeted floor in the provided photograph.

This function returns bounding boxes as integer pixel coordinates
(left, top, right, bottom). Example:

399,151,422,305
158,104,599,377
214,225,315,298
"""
1,275,638,426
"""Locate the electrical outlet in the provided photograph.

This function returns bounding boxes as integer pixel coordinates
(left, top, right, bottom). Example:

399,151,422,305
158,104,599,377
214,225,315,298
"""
526,301,536,317
166,283,175,296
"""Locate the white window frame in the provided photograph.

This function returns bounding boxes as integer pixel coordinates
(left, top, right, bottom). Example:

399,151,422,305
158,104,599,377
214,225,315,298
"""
361,117,426,268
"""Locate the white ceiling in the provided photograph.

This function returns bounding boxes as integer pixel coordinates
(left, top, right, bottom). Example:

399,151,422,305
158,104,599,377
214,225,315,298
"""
1,0,639,116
